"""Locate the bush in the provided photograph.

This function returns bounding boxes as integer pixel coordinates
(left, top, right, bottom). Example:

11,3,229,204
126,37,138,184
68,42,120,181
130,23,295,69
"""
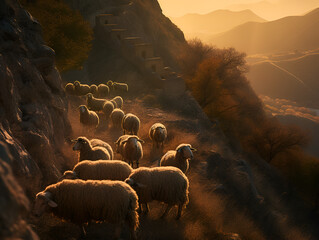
21,0,93,72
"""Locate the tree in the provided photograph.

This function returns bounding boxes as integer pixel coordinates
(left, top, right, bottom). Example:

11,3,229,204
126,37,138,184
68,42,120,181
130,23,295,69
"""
21,0,93,72
246,121,309,163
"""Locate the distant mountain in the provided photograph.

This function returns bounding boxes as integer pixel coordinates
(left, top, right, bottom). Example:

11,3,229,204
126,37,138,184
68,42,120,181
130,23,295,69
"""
247,53,319,107
228,0,319,20
210,8,319,55
172,9,266,40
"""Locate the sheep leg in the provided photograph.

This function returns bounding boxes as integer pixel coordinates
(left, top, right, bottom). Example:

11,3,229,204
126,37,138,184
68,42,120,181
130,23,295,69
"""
176,204,183,220
160,204,173,218
145,203,150,213
136,160,139,168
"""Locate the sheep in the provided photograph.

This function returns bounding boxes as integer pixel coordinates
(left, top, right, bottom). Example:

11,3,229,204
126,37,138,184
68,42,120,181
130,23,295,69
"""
90,138,114,160
33,179,139,239
72,136,110,162
78,105,99,128
60,160,132,181
125,166,189,219
65,83,75,95
102,100,114,121
149,123,167,148
115,135,144,168
110,99,118,109
122,113,140,135
86,93,107,111
111,109,125,128
97,84,109,98
107,80,114,89
89,84,98,97
113,82,128,93
160,144,197,173
111,96,124,109
74,80,90,96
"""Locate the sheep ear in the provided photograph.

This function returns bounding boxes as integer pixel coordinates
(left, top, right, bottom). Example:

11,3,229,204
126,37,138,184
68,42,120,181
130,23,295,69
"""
48,200,58,208
190,147,197,152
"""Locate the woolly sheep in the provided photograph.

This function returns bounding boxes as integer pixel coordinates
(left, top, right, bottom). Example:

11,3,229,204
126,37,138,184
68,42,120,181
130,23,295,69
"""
72,137,110,162
149,123,167,148
111,96,124,109
125,166,189,219
160,144,197,173
97,84,109,98
65,83,75,95
86,93,107,111
110,99,117,108
102,101,114,120
111,109,125,128
33,179,139,239
122,113,140,135
90,138,114,160
74,81,90,96
113,82,128,93
115,135,144,168
107,80,114,89
60,160,132,181
89,84,98,97
78,105,99,128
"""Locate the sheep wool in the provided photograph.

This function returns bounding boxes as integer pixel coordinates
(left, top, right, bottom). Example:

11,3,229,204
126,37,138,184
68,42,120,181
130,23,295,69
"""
102,101,114,120
149,123,167,148
111,109,125,128
97,84,109,98
78,105,99,128
65,83,75,95
90,138,114,160
34,179,139,239
111,96,124,109
74,81,90,96
125,166,189,219
113,82,128,93
115,135,143,168
89,84,98,97
122,113,140,135
86,93,107,111
73,137,110,161
160,144,196,173
61,160,133,181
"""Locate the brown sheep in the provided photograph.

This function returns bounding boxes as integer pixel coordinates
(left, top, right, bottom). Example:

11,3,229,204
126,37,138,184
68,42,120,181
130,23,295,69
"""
125,166,189,219
78,105,99,128
102,101,114,121
122,113,140,135
111,109,125,128
86,93,106,111
89,84,98,97
111,96,124,109
72,137,110,162
90,138,114,160
160,144,197,173
74,81,90,96
113,82,128,93
33,179,139,239
60,160,133,181
115,135,143,168
97,84,109,98
65,83,75,95
149,123,167,149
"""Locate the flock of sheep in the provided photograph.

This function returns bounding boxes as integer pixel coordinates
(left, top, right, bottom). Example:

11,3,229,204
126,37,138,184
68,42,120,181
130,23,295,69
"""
33,80,197,239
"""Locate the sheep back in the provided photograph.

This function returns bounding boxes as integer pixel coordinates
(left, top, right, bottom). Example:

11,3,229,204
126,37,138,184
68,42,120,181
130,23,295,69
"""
111,109,125,128
79,146,110,161
122,113,140,135
127,167,189,206
74,160,133,181
44,179,139,229
90,139,114,160
65,83,75,95
97,84,109,98
79,105,99,127
112,96,123,109
102,101,114,119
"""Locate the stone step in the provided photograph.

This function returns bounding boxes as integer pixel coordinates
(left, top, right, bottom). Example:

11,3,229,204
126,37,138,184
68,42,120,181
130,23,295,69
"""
110,29,127,40
134,43,154,59
122,37,143,46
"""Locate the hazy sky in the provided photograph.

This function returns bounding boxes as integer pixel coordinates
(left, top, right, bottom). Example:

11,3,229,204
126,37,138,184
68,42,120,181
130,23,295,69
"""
158,0,319,18
157,0,266,17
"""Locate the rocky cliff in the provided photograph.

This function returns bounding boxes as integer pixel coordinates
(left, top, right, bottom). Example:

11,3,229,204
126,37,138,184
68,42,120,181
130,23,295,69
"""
0,0,71,238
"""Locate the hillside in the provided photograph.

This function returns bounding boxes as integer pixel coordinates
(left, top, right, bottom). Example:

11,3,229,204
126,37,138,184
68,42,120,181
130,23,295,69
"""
247,53,319,107
210,8,319,54
2,0,319,240
172,9,266,40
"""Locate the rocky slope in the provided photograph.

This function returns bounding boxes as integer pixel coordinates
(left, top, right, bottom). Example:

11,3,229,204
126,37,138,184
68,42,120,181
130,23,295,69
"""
0,0,71,238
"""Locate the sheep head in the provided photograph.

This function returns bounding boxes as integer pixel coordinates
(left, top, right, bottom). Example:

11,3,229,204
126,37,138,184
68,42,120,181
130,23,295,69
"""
176,144,197,160
33,191,57,217
78,105,88,114
74,81,80,87
59,170,77,181
86,93,93,100
125,178,146,189
73,137,91,151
